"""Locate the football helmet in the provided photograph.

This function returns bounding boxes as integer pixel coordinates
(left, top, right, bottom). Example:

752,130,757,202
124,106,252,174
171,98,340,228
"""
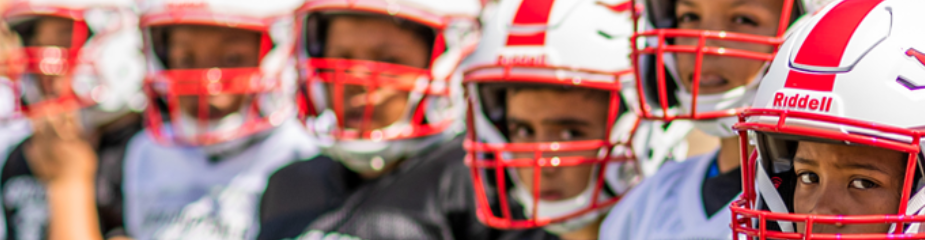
138,0,302,146
3,0,145,127
731,0,925,238
630,0,834,137
463,0,689,233
295,0,481,173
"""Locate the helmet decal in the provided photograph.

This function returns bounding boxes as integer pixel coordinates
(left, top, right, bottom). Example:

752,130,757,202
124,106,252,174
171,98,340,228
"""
505,0,555,46
785,0,883,92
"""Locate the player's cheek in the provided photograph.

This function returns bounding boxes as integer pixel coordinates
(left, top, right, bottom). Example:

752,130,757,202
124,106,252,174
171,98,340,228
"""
792,184,815,214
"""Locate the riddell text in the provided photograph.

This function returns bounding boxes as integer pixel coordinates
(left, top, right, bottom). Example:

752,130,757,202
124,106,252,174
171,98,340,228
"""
772,92,833,112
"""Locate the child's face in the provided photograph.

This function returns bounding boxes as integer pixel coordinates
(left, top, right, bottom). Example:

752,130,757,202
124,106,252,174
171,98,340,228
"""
28,17,73,99
166,25,260,120
322,16,430,130
505,88,609,201
674,0,784,94
792,141,906,234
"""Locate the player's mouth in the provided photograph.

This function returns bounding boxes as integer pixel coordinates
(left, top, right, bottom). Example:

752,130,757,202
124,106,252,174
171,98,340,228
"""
342,109,366,129
688,73,730,94
539,190,565,201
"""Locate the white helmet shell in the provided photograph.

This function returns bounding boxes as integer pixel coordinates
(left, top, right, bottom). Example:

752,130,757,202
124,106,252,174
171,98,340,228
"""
733,0,925,237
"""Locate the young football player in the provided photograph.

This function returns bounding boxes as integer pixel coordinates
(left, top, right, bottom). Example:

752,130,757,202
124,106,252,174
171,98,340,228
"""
109,0,318,239
600,0,833,238
0,0,147,239
731,0,925,238
462,0,690,239
256,0,492,239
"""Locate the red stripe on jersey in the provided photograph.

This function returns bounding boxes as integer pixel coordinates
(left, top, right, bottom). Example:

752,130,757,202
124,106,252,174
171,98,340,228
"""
784,0,883,92
506,0,556,46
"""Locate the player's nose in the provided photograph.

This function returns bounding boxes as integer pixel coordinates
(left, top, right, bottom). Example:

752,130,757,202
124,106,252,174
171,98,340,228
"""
806,182,849,216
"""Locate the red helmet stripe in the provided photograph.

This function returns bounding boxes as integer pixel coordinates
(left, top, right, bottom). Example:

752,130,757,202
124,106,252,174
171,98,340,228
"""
784,0,883,92
505,0,556,46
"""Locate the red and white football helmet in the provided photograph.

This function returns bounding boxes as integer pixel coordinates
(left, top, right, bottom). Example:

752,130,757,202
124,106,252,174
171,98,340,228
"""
731,0,925,238
3,0,145,126
630,0,833,137
139,0,301,146
295,0,481,172
463,0,690,233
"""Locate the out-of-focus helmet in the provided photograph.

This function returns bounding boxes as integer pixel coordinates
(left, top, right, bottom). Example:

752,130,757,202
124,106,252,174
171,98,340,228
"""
295,0,482,173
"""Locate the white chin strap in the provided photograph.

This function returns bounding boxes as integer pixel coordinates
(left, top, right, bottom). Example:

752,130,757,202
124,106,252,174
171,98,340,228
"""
675,82,758,138
509,166,612,235
658,48,763,138
754,156,796,232
176,111,256,157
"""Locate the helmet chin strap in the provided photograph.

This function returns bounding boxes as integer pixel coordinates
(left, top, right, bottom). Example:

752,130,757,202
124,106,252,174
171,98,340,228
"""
755,156,796,232
509,166,611,235
177,110,264,160
656,48,768,138
675,70,763,138
310,108,451,174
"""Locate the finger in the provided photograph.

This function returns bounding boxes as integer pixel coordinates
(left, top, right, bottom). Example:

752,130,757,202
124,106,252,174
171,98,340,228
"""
30,115,53,139
47,111,82,141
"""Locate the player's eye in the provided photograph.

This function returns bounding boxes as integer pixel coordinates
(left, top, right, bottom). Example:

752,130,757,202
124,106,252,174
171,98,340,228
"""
509,124,534,140
849,179,878,189
798,172,819,184
677,12,700,23
378,56,401,65
732,15,758,27
174,54,194,69
559,129,584,141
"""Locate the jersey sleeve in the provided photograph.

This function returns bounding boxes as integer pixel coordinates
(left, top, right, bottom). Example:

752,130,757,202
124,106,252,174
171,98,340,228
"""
96,142,128,238
438,160,494,240
599,173,652,240
599,159,691,240
1,140,31,240
258,156,342,240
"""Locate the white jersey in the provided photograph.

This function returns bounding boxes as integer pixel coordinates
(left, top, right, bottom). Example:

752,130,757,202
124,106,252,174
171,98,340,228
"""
600,150,737,240
0,79,28,240
123,120,318,240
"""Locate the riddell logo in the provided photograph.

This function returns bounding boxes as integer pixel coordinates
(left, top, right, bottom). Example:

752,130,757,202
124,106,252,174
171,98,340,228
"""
496,55,547,66
167,0,207,10
773,92,834,112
